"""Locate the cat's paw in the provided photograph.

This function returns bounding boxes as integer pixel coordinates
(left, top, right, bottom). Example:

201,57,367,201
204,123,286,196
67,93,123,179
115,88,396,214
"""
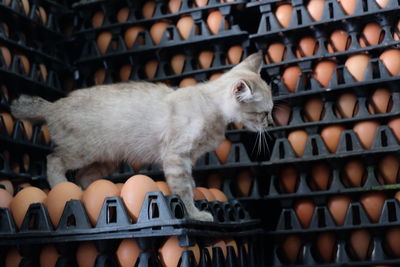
189,210,214,222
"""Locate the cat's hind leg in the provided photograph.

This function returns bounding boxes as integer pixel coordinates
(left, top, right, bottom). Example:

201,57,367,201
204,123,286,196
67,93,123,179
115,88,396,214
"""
46,154,68,188
75,162,116,188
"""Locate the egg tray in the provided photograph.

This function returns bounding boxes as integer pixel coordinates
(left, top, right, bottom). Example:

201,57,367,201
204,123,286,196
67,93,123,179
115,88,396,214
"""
73,0,247,36
249,0,400,41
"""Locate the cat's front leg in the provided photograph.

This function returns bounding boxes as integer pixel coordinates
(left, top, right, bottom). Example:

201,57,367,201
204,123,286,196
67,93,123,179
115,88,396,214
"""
163,154,214,222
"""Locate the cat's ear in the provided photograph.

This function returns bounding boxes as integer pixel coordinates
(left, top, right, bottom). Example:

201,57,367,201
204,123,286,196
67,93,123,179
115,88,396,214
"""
232,80,253,103
235,51,263,73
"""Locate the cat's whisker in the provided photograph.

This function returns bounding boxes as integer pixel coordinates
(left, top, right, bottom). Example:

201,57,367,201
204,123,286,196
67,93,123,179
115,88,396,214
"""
252,131,260,155
262,129,270,155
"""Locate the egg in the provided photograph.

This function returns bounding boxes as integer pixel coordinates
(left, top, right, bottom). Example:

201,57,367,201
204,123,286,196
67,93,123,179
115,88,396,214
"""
1,84,9,102
20,0,30,15
119,64,132,82
156,181,172,195
394,20,400,40
45,182,82,227
207,173,223,189
10,187,47,228
296,36,317,58
196,187,216,201
91,10,104,27
198,50,214,69
328,195,351,225
388,117,400,142
275,3,293,28
335,93,358,118
379,49,400,76
385,227,400,257
144,60,158,79
177,15,196,40
117,7,129,22
209,188,228,202
213,240,227,259
207,10,229,35
349,230,371,260
94,68,106,85
179,77,197,87
321,125,345,153
21,120,33,140
96,31,112,55
195,0,208,7
338,0,356,14
115,183,124,193
120,175,159,222
227,45,243,65
209,72,222,81
368,88,392,114
5,249,23,267
379,155,399,184
294,199,315,228
168,0,181,13
1,112,14,136
82,179,119,225
376,0,389,8
266,42,286,63
215,139,231,164
282,66,302,92
0,188,13,208
343,160,365,187
282,235,301,264
76,242,99,267
328,29,350,52
193,188,206,200
345,54,371,82
159,236,200,267
225,238,239,256
307,0,325,21
0,179,14,195
37,63,48,82
0,23,9,37
359,22,384,47
304,98,324,121
116,239,142,267
142,1,156,19
316,232,336,263
310,162,331,190
280,166,298,193
272,103,291,126
40,245,60,267
124,26,145,49
360,192,386,223
288,130,308,157
171,54,185,74
0,46,11,67
313,60,337,88
236,170,252,197
150,21,171,45
353,121,379,149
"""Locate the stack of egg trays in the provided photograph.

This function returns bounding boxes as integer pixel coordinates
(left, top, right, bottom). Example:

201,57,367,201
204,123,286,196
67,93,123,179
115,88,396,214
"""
71,0,249,86
0,191,263,266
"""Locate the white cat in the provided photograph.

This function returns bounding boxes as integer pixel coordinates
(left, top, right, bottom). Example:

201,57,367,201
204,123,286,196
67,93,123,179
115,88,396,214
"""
11,52,273,221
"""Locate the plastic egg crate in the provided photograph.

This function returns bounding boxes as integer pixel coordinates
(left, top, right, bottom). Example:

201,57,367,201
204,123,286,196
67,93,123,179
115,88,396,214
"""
0,150,47,180
249,0,399,38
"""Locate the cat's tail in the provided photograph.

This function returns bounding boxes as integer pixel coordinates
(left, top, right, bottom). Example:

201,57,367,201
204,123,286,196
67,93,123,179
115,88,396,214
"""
10,94,50,122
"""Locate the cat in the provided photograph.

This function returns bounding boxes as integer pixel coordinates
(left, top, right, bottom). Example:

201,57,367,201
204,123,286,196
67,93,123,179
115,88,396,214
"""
11,51,273,221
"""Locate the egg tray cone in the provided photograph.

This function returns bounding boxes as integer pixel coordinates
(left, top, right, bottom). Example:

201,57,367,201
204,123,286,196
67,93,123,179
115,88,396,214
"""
0,151,47,181
249,0,399,40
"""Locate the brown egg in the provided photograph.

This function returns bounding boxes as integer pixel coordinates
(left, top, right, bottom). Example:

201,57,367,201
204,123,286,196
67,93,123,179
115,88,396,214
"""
45,182,82,227
216,139,231,164
209,188,228,202
275,3,293,28
236,170,252,197
343,160,365,187
115,183,124,193
225,238,239,256
368,88,391,114
0,179,14,195
385,227,400,257
0,23,9,37
20,0,30,15
124,26,145,49
91,10,104,27
40,245,60,267
159,236,200,266
280,166,298,193
150,21,171,45
96,31,112,55
313,60,337,88
207,10,229,35
0,46,11,67
282,66,302,92
379,49,400,76
353,121,379,149
321,125,345,153
82,179,119,225
345,54,371,82
117,7,129,22
10,187,47,228
14,53,30,74
328,29,351,52
209,72,222,81
328,195,351,225
0,188,13,208
304,98,324,121
1,112,14,136
266,42,285,63
350,229,371,260
177,16,196,40
272,103,291,126
94,68,106,85
144,60,158,79
179,77,197,87
288,130,308,157
360,22,384,47
37,63,48,82
394,20,400,40
338,0,356,14
296,36,317,58
196,187,216,201
76,242,98,267
195,0,208,7
360,192,386,223
5,249,23,267
335,93,358,118
227,45,243,65
142,1,156,19
207,173,223,189
376,0,389,8
316,232,336,263
116,239,142,267
388,117,400,142
213,240,227,259
310,163,331,190
193,188,206,200
156,181,172,195
171,54,185,74
282,235,301,264
21,119,32,140
168,0,181,13
307,0,325,21
119,64,132,82
294,199,315,228
379,155,399,184
198,50,214,69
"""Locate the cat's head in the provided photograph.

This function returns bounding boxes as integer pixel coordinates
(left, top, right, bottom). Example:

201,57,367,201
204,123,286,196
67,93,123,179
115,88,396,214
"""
223,51,273,132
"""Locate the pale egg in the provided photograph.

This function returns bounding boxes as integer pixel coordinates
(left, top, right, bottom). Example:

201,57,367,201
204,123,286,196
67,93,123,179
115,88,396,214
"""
272,103,291,126
328,29,351,52
368,88,392,114
359,22,384,47
338,0,356,15
307,0,325,21
196,187,216,201
345,54,371,82
177,15,197,40
209,188,228,202
168,0,181,13
227,45,243,64
171,54,185,74
296,36,317,58
275,3,293,28
195,0,208,7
